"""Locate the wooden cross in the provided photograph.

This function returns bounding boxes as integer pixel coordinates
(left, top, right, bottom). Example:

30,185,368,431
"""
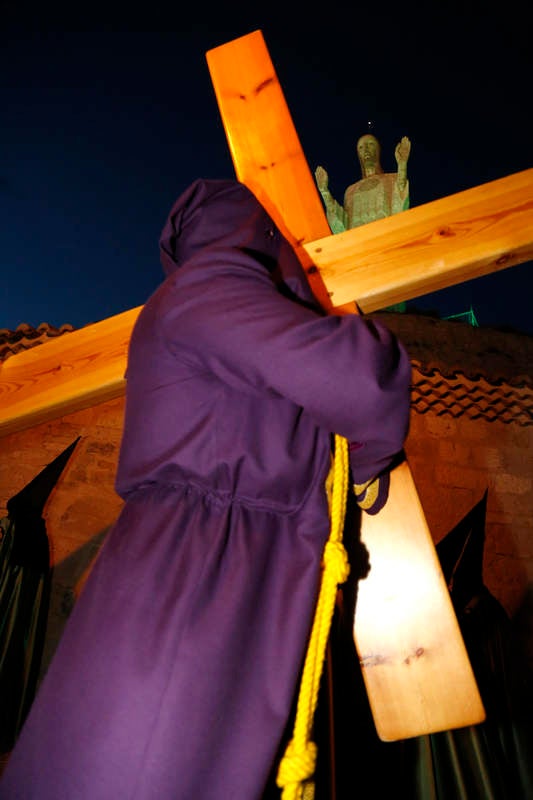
1,29,532,740
205,30,531,743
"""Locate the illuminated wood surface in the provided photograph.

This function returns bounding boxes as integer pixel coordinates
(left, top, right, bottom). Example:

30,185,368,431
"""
356,462,484,739
1,169,530,438
305,167,533,311
0,307,140,436
206,32,332,246
207,28,485,740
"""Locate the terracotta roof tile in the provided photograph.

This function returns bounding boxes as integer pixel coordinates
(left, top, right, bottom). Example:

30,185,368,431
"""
2,315,532,426
410,362,533,427
371,312,533,387
0,322,75,362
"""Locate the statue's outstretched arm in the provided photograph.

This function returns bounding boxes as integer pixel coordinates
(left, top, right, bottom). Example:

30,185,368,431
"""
394,137,411,192
315,166,347,233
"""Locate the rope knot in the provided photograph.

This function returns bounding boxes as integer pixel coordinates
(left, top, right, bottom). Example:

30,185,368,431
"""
276,435,349,800
323,540,350,584
276,739,317,788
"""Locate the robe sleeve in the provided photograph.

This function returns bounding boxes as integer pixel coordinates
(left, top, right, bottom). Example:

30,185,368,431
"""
158,249,411,483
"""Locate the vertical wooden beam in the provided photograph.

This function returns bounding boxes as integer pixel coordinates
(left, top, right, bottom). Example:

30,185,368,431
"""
207,29,485,741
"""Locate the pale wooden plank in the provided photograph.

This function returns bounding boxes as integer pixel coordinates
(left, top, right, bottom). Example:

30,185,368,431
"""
2,170,530,439
206,29,331,247
356,462,483,740
207,28,485,740
2,171,530,439
305,168,533,310
0,307,140,436
206,29,333,310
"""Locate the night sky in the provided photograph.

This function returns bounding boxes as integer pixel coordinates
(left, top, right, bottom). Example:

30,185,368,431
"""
2,3,532,335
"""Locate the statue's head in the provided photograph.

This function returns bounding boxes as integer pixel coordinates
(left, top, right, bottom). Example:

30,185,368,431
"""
356,134,383,176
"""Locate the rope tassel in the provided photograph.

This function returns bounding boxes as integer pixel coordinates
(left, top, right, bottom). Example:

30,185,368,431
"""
276,435,350,800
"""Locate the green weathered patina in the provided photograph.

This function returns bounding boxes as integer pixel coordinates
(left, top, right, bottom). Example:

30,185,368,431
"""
315,133,411,311
315,134,411,231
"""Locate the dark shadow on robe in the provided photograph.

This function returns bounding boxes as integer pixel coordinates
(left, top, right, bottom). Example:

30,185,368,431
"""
0,438,80,753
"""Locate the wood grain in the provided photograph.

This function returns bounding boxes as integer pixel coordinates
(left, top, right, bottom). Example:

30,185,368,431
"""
0,307,140,436
304,168,533,310
1,165,530,438
356,462,484,739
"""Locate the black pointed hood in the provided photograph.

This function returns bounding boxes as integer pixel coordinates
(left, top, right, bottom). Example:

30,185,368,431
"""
437,489,488,612
159,179,319,308
7,437,80,520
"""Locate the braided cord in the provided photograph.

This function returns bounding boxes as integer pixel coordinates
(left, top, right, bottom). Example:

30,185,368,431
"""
276,435,350,799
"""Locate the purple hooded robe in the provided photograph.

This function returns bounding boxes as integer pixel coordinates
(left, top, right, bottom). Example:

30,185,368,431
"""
0,180,411,799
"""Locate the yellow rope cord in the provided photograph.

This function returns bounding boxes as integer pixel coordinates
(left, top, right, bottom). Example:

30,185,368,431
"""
276,434,350,800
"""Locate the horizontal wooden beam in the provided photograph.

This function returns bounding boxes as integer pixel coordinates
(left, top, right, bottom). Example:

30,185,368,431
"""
1,169,531,439
304,167,533,311
0,307,140,437
1,169,531,438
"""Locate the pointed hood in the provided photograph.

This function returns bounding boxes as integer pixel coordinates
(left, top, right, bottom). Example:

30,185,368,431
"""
437,489,488,612
7,437,80,520
4,437,79,569
159,179,319,308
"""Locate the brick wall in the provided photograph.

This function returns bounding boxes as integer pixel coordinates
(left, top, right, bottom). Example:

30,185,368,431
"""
407,398,533,619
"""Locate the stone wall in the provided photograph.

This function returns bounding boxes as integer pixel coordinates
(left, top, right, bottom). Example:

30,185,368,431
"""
407,405,533,619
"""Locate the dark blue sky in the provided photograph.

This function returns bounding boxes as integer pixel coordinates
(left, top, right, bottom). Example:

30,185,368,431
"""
2,3,532,335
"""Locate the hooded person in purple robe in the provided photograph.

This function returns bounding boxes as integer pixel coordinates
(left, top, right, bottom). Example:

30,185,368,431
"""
0,179,411,799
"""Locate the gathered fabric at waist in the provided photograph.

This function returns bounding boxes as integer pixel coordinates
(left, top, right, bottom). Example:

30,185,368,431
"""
120,469,324,518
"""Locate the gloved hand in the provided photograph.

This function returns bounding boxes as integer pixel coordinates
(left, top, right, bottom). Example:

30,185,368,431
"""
353,471,390,515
